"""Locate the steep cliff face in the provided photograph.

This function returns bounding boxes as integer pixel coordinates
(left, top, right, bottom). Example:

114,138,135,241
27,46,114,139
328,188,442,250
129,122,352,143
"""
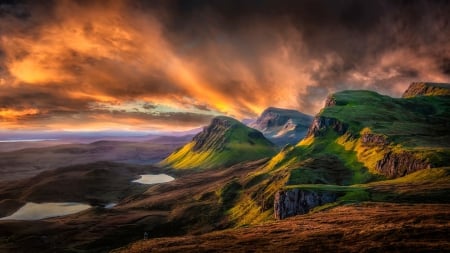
376,151,431,178
249,107,313,146
402,82,450,98
274,189,336,219
306,116,348,138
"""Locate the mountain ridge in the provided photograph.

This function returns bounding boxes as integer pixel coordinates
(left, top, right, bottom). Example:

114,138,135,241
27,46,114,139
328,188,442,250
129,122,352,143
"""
225,82,450,223
161,116,275,169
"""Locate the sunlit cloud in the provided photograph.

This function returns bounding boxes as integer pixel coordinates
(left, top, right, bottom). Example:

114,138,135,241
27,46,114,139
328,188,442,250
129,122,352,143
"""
0,0,449,131
0,108,39,120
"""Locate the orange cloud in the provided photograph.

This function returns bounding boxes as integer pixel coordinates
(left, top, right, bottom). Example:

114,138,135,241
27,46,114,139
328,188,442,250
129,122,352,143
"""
0,108,39,120
0,0,449,131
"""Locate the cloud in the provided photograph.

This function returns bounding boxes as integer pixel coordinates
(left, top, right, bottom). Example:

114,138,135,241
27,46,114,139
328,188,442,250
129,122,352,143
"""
142,103,157,110
0,0,449,130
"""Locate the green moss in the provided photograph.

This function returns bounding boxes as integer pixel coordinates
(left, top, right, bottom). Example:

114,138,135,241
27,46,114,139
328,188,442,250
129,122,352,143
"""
339,189,370,202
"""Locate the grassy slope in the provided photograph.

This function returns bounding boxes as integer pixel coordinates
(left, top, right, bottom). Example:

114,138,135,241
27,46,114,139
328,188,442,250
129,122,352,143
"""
162,118,275,170
322,90,450,147
273,90,450,181
116,202,450,253
227,90,450,226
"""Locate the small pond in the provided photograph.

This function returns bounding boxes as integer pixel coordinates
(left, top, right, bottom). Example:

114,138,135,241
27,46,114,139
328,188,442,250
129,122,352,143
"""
132,174,175,185
0,202,91,221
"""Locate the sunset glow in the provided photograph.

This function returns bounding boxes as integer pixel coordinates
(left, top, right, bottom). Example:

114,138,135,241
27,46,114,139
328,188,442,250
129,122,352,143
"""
0,0,449,131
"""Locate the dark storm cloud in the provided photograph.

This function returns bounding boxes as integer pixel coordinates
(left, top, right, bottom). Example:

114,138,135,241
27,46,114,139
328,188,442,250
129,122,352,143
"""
0,0,449,130
148,0,450,111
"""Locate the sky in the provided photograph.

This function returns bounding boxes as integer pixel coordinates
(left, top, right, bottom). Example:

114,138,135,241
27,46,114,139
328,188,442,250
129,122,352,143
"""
0,0,449,132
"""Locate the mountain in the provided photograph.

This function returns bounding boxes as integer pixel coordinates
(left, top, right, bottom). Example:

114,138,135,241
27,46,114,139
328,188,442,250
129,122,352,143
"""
402,82,450,98
249,107,313,146
285,85,450,181
2,84,449,253
161,116,275,169
114,83,450,253
226,82,450,223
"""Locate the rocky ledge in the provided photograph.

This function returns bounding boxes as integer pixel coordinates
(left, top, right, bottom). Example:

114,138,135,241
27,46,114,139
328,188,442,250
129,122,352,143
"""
376,151,431,178
402,82,450,98
306,116,348,137
274,189,337,220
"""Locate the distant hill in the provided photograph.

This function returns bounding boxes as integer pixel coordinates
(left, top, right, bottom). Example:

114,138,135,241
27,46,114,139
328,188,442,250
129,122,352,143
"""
249,107,313,146
161,116,275,169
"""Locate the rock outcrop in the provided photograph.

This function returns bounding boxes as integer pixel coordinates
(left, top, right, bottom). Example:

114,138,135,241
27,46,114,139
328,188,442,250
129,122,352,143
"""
402,82,450,98
306,116,348,137
360,132,388,146
249,107,313,146
324,95,337,107
376,151,431,178
274,189,337,220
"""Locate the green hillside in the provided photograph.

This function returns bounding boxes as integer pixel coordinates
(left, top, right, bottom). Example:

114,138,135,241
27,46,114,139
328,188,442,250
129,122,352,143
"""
226,84,450,225
161,116,275,170
271,89,450,182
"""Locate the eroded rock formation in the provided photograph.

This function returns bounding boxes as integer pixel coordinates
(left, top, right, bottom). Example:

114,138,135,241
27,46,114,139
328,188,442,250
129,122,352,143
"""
306,116,348,137
376,151,431,178
274,189,336,220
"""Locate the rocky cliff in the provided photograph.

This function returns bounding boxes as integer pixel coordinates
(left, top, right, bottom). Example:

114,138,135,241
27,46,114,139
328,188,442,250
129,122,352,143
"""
402,82,450,98
274,189,337,219
376,151,431,178
306,116,348,138
249,107,313,146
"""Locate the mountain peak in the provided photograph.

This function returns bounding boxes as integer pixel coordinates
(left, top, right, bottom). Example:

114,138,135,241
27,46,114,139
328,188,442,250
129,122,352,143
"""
402,82,450,98
250,107,313,146
162,116,275,169
192,116,242,152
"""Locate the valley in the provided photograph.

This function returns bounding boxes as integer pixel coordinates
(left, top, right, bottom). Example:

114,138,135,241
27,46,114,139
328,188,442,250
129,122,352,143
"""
2,1,450,252
0,82,449,252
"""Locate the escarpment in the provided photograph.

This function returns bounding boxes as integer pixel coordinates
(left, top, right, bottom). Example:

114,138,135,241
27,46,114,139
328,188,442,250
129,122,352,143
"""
376,151,431,178
274,189,337,220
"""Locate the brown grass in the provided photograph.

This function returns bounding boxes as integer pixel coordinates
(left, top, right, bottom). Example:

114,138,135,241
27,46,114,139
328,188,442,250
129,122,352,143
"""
115,202,450,253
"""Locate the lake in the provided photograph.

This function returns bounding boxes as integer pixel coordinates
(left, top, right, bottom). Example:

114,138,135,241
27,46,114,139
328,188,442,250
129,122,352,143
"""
132,174,175,184
0,202,91,220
